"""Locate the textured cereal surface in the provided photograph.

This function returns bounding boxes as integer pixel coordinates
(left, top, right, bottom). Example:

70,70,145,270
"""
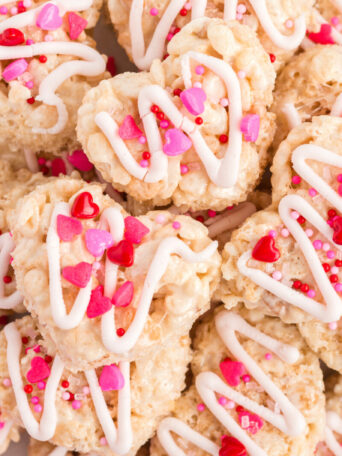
107,0,313,70
150,306,325,456
271,46,342,148
0,316,192,455
8,177,220,371
78,18,276,211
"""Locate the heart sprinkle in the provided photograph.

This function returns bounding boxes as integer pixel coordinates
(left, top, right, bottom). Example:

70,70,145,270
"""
67,149,93,172
99,364,125,391
3,58,28,82
36,4,63,31
124,216,150,244
252,235,280,263
163,129,192,156
71,192,99,219
240,114,260,142
180,87,207,116
118,115,143,140
107,240,135,267
332,216,342,245
112,281,134,307
85,229,114,257
68,12,88,40
87,286,112,318
57,215,82,242
62,262,92,288
307,24,335,45
26,356,51,384
219,435,247,456
219,357,246,387
0,28,25,46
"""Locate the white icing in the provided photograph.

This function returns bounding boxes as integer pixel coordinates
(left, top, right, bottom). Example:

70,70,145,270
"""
158,310,305,456
325,411,342,456
96,51,243,188
0,233,23,310
47,202,93,330
129,0,305,70
238,144,342,323
0,420,13,447
85,362,132,455
0,0,105,135
281,103,301,129
4,322,64,441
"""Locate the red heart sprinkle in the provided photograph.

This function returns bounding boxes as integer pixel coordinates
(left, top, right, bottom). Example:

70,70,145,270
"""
332,216,342,245
62,262,92,288
107,240,134,267
0,28,25,46
26,356,51,384
124,216,150,244
219,357,246,387
112,281,134,307
219,436,247,456
307,24,335,45
51,158,67,177
56,215,82,242
252,235,280,263
86,285,112,318
71,192,99,219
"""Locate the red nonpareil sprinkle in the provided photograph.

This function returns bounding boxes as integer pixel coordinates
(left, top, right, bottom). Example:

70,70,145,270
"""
330,274,338,283
328,209,337,218
297,215,306,224
116,328,125,337
151,105,159,113
157,112,165,121
17,5,26,13
195,117,203,125
322,263,331,272
173,88,182,96
179,8,187,15
300,283,309,292
292,280,302,289
335,259,342,267
163,53,169,60
142,151,151,160
219,134,228,143
67,392,75,402
61,380,69,388
27,97,35,104
269,53,276,63
38,55,47,63
24,385,33,394
196,215,205,223
44,355,53,363
3,276,11,283
22,336,29,344
174,27,181,33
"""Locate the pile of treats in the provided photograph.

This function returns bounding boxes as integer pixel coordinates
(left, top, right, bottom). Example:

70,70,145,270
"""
3,0,342,455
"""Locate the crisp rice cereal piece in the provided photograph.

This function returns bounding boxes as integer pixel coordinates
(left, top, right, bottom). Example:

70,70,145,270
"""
107,0,313,71
8,177,220,372
150,305,325,456
271,46,342,149
219,116,342,324
77,18,276,212
0,0,107,161
0,316,191,455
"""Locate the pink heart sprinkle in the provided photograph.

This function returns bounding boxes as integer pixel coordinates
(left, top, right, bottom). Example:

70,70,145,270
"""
118,115,143,140
240,114,260,142
57,215,82,242
112,281,134,307
3,58,28,82
51,158,67,177
62,262,92,288
67,149,93,172
163,128,192,156
124,216,150,244
99,364,125,391
26,356,51,384
237,410,263,435
85,229,114,257
307,24,335,44
180,87,206,116
219,358,246,387
68,12,88,40
36,4,63,31
86,285,112,318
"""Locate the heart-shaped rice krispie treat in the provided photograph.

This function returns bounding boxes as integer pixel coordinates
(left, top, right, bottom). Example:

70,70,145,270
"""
151,305,325,456
107,0,313,71
0,316,191,455
0,0,107,162
219,116,342,324
8,177,220,372
77,18,276,211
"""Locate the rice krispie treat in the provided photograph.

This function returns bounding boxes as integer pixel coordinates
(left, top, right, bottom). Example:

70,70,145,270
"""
0,316,191,455
219,116,342,324
8,177,220,372
107,0,313,71
0,0,106,162
78,18,276,211
306,0,342,50
271,46,342,149
150,305,325,456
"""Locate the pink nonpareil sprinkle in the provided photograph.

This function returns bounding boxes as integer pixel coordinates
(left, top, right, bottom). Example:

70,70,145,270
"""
308,188,317,197
10,7,17,15
242,374,250,383
68,12,88,40
265,353,272,360
34,404,43,413
329,321,338,330
220,97,229,107
138,136,146,144
140,159,149,168
172,221,181,230
313,240,322,250
331,16,339,26
25,81,34,89
337,174,342,183
67,149,93,172
290,211,299,220
338,184,342,196
268,230,277,238
31,396,39,405
3,58,28,82
26,39,34,45
155,214,166,224
327,250,336,259
180,164,189,175
281,228,289,238
323,242,330,252
180,87,206,116
285,19,294,28
100,437,107,446
332,266,339,274
237,3,246,13
0,423,4,430
36,3,63,30
272,271,282,281
240,114,260,142
237,70,246,79
72,400,82,410
83,386,90,395
195,65,205,75
3,378,11,387
226,400,235,409
197,403,205,412
62,392,70,401
307,289,316,298
218,396,227,405
0,6,7,14
37,381,46,390
160,120,169,129
305,229,313,238
291,175,301,185
335,283,342,293
208,209,216,217
149,7,159,15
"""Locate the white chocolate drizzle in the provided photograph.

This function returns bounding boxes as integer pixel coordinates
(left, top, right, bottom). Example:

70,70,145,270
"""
47,194,218,353
325,411,342,456
85,362,132,455
129,0,305,70
4,322,64,441
238,144,342,322
158,310,305,456
96,51,243,188
0,233,23,310
0,0,105,134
